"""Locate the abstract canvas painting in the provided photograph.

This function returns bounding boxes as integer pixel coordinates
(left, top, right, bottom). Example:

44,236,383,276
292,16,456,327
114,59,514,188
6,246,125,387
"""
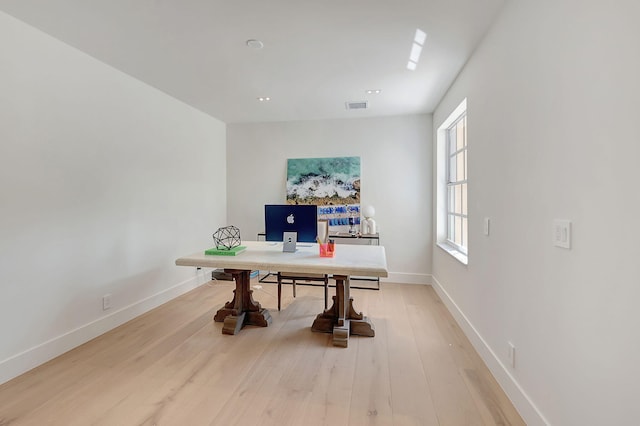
286,156,360,205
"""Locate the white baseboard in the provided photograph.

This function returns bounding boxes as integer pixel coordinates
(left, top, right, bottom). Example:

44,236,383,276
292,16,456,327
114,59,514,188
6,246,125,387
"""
431,276,550,426
383,272,432,285
0,269,213,386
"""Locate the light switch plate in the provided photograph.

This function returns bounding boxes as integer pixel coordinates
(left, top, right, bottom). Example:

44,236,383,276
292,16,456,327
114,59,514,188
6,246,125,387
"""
483,217,490,236
553,220,571,249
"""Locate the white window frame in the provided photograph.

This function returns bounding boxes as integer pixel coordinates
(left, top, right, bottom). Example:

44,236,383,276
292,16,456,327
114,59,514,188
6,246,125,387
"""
436,98,468,265
446,114,468,253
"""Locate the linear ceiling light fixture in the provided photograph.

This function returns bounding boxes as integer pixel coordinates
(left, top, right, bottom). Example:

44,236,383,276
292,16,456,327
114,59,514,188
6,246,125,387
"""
257,96,271,101
366,89,381,94
407,28,427,71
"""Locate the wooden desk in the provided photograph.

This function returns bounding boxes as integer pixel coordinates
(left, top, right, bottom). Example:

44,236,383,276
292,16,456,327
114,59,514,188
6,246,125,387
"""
175,241,388,347
257,232,381,289
328,232,380,289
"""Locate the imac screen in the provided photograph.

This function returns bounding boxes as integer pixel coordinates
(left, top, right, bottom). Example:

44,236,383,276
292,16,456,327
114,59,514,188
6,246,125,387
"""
265,205,318,243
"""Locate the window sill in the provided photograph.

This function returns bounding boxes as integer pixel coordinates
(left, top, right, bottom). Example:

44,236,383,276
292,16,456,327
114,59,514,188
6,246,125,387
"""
437,242,468,266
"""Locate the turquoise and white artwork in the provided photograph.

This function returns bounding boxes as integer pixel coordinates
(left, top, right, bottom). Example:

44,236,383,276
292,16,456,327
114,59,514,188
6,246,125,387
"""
286,156,361,205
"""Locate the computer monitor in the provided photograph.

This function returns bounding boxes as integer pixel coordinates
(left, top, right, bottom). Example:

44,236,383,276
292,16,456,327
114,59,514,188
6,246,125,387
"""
265,204,318,243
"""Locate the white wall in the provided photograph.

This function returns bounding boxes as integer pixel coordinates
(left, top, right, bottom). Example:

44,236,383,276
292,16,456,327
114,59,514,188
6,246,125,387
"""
0,12,227,384
227,115,432,283
432,1,640,424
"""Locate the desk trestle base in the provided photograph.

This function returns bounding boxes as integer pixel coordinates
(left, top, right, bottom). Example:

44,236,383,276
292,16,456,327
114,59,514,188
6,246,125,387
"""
213,269,272,335
220,309,272,335
311,276,375,347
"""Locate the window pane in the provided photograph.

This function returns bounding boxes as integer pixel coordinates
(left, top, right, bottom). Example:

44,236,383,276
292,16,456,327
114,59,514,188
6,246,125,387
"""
448,215,455,241
452,188,456,213
457,151,465,181
448,186,455,213
464,147,467,180
457,119,465,151
449,127,457,155
454,216,462,246
462,183,467,215
455,185,462,214
449,154,457,183
462,217,468,250
464,115,467,145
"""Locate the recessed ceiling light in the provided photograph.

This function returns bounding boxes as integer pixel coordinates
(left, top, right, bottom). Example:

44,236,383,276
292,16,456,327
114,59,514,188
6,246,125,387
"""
366,89,382,94
246,39,264,49
257,96,271,102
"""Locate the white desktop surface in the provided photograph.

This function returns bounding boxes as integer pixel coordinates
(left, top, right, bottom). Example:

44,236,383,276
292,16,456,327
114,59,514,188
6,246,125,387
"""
176,240,388,278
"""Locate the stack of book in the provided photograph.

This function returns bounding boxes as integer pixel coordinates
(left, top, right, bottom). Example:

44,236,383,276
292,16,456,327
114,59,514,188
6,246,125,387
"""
204,245,246,256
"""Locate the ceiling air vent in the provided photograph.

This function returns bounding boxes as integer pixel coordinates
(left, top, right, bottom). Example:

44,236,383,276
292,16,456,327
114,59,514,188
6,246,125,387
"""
345,101,369,110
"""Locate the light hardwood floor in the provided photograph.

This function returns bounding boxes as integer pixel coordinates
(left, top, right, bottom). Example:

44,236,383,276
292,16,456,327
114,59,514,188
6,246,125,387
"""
0,280,525,426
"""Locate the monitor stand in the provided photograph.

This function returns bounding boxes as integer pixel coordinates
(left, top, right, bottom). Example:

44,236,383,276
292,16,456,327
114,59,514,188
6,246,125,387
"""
283,231,297,252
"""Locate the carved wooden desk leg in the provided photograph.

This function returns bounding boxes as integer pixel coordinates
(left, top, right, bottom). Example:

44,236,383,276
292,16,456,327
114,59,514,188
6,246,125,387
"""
311,275,374,347
332,275,350,347
214,269,272,335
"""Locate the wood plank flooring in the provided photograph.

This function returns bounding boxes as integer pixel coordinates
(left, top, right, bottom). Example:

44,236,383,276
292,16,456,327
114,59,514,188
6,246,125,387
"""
0,280,525,425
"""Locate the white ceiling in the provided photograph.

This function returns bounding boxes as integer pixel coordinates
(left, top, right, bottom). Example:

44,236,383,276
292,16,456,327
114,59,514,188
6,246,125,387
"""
0,0,505,124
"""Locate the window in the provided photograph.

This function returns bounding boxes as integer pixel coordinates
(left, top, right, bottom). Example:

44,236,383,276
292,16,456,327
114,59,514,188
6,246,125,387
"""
437,98,468,264
446,113,467,253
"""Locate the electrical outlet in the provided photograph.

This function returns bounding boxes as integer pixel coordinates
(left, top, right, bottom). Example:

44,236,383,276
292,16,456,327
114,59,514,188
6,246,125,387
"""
103,294,112,311
507,341,516,368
